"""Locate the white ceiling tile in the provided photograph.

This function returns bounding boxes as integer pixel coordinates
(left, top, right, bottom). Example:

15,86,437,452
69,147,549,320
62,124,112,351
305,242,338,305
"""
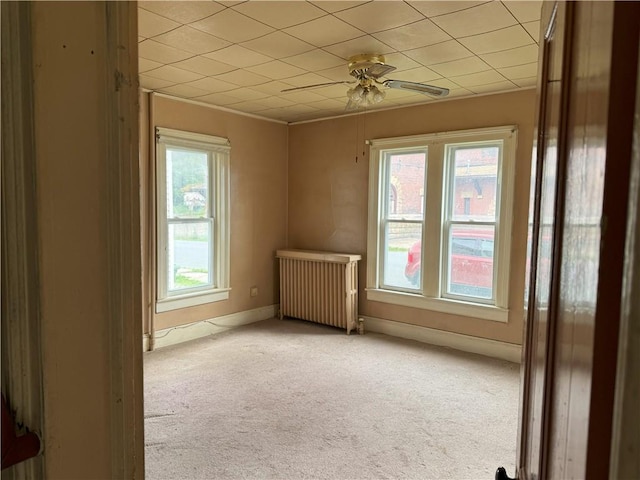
258,96,297,109
153,26,230,55
139,40,193,64
307,98,346,110
191,9,275,43
334,2,424,34
194,91,244,106
159,84,210,98
430,57,491,77
203,45,272,68
145,65,204,84
284,16,363,47
251,81,299,96
246,61,307,80
313,83,354,98
407,1,487,18
139,57,163,73
279,103,321,114
311,1,370,13
323,35,395,60
390,66,441,83
283,49,344,71
432,2,517,37
139,74,176,90
498,62,538,79
224,88,270,101
173,56,236,77
373,19,451,51
502,1,542,23
138,9,180,38
481,44,539,69
231,100,272,113
523,21,541,42
241,32,315,58
513,76,537,87
216,69,272,87
282,72,339,88
281,90,327,104
458,25,533,55
232,1,325,29
316,64,353,82
139,1,225,24
405,40,472,65
188,77,240,92
381,53,421,72
469,80,518,93
451,70,506,87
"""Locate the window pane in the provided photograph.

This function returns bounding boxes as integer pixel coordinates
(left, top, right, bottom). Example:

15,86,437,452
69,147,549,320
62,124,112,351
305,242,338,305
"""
386,151,426,220
383,222,422,290
447,224,494,299
167,148,209,219
451,145,499,222
167,222,212,292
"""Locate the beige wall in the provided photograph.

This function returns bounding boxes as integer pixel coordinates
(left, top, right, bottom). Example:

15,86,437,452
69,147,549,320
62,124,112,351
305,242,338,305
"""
288,90,536,345
144,95,288,331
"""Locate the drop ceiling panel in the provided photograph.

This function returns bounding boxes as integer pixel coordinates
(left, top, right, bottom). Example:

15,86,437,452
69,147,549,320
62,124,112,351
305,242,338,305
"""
246,60,308,80
323,35,395,60
153,26,231,55
203,45,272,68
430,57,491,77
405,40,472,65
191,9,275,43
139,40,193,64
432,2,517,38
458,25,534,55
138,9,180,38
139,1,225,24
334,1,424,33
284,15,364,47
232,1,326,29
373,19,451,51
145,65,204,84
407,1,487,18
173,57,236,77
503,1,543,23
138,0,541,123
241,32,315,58
481,44,539,69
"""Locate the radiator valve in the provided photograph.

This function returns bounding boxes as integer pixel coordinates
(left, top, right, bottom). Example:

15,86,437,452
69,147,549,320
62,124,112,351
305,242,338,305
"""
357,318,364,335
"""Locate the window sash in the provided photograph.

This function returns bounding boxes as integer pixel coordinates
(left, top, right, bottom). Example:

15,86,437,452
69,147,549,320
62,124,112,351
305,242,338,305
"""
156,128,230,311
366,126,516,320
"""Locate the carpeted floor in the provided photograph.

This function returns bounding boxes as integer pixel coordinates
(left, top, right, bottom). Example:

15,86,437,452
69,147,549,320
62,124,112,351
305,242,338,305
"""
144,318,519,480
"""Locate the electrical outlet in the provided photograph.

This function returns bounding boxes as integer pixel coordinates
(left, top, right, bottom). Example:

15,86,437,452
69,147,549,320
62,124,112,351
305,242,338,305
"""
250,286,258,297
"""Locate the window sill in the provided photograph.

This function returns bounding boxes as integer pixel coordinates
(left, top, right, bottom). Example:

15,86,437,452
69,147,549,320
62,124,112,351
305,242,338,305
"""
365,288,508,323
156,288,230,313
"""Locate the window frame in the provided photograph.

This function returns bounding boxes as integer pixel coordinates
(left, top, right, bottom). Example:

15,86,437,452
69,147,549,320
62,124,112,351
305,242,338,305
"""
155,127,231,313
366,126,517,323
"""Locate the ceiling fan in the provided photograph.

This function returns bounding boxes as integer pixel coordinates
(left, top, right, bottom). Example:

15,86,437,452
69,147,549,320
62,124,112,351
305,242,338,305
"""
281,54,450,110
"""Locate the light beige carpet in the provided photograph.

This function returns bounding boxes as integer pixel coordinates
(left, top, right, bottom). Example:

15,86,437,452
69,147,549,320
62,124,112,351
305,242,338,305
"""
144,318,519,480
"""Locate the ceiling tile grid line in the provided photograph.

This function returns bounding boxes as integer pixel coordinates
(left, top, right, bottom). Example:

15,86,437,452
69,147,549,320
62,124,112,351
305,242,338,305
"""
138,0,542,123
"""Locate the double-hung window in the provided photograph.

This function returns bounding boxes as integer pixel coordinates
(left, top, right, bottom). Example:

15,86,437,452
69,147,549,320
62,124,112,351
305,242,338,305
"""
156,127,230,312
367,126,516,322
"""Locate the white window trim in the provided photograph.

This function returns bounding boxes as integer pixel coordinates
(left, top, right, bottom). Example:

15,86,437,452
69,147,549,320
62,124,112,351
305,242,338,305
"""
366,126,517,323
155,127,231,313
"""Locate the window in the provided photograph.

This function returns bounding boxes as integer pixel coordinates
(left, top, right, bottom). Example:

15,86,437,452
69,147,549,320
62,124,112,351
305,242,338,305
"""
367,126,516,322
156,127,230,312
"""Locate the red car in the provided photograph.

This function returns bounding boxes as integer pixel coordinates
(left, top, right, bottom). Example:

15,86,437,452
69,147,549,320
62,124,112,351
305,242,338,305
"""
405,229,494,296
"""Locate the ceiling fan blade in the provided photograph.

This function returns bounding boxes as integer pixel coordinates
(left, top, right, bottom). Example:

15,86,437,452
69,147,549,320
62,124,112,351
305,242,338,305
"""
281,81,354,93
384,79,450,97
367,63,397,78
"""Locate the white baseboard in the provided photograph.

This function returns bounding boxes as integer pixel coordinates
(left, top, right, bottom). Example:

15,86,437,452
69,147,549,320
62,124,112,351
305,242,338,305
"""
148,304,278,350
143,333,150,352
362,315,522,363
